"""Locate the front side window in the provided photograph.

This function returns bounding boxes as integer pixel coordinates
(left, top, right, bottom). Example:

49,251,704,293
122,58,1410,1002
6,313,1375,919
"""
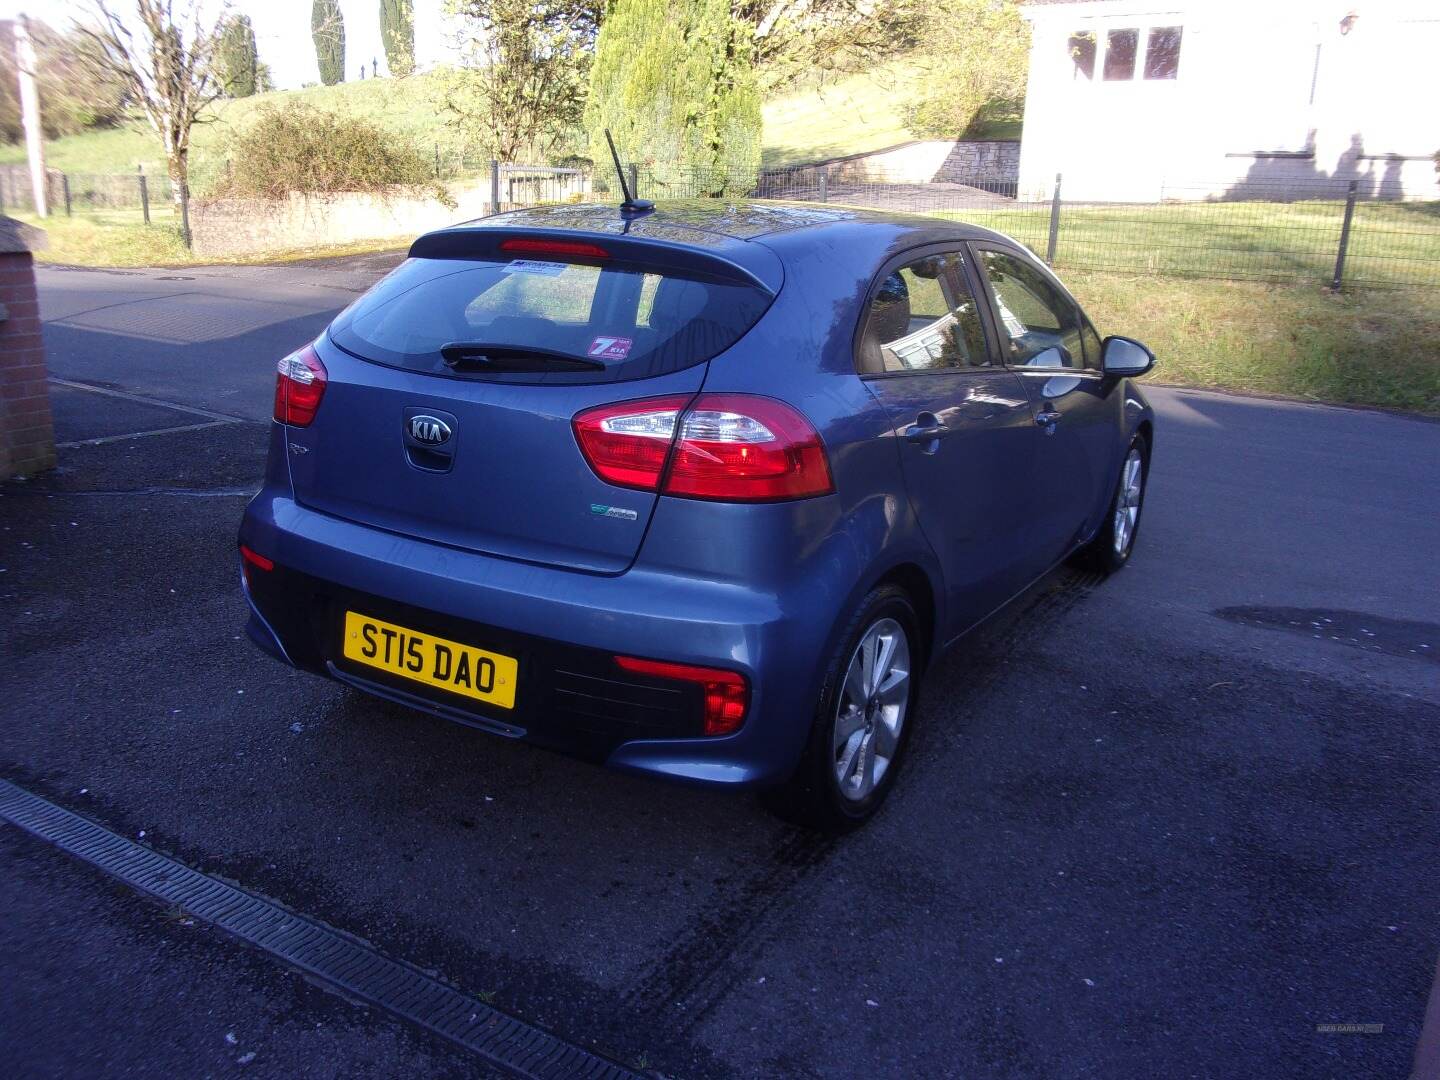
978,250,1085,370
1145,26,1183,79
1104,28,1139,80
857,252,990,374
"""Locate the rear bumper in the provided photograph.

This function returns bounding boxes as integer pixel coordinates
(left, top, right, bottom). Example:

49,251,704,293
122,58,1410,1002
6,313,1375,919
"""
239,491,842,787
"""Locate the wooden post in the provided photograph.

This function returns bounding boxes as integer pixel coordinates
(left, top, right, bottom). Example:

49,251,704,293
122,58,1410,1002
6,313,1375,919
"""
61,173,71,216
138,165,150,225
490,160,500,215
179,180,191,250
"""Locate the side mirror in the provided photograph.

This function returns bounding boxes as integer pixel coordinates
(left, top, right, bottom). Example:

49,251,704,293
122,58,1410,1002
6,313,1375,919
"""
1102,335,1156,377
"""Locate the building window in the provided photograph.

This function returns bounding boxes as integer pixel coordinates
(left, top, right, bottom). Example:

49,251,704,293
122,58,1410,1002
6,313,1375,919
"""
1069,31,1096,80
1145,26,1183,79
1104,28,1138,80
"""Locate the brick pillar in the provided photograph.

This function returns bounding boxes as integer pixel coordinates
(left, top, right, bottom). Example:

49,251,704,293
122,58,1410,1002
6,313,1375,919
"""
0,216,52,477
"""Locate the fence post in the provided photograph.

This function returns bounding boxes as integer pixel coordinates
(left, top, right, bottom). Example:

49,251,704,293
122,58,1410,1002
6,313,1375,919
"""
1331,179,1358,290
489,159,500,215
627,163,638,200
179,180,192,250
434,144,441,178
1046,172,1062,265
138,165,149,225
61,172,71,216
819,166,829,203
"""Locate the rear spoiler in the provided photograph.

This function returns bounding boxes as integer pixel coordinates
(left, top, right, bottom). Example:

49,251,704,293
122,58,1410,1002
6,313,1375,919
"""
408,226,782,294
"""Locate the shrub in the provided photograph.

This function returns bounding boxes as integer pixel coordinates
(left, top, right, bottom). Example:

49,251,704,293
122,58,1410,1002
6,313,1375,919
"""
217,103,454,207
905,0,1030,140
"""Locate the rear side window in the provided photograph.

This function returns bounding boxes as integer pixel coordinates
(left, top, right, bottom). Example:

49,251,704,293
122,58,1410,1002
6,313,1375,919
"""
856,251,991,374
331,255,773,383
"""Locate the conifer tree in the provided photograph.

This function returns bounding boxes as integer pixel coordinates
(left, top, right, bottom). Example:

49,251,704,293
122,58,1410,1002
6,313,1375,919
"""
312,0,346,86
586,0,761,195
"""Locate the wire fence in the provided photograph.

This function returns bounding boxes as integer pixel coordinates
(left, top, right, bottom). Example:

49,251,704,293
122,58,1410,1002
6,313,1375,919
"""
3,155,1436,289
0,164,172,222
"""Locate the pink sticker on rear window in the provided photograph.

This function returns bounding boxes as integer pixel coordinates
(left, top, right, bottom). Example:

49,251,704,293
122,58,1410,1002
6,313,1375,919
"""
587,336,634,361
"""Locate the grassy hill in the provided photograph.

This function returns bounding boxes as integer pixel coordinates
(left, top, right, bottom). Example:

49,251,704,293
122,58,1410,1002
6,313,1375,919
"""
0,74,467,191
0,54,1019,187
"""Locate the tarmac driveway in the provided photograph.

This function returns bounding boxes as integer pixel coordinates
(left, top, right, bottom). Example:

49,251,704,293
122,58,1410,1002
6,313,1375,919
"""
2,260,1437,1079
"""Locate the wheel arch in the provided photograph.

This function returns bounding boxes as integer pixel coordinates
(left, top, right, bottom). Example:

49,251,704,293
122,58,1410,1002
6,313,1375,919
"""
871,561,938,670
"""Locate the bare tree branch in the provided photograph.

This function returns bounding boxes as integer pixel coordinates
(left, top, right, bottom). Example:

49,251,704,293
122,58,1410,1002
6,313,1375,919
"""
74,0,228,201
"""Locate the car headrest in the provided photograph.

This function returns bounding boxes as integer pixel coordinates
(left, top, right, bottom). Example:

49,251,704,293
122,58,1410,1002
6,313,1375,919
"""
648,277,711,337
867,273,911,347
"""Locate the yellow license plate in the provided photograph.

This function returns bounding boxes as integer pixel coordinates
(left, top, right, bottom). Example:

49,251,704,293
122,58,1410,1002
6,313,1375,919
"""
342,611,518,709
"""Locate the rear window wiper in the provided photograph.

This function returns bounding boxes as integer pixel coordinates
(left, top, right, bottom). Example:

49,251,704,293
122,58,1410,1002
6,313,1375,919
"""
440,342,604,373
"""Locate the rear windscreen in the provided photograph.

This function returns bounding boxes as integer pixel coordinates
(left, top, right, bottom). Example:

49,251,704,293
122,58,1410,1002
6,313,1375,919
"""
330,255,773,383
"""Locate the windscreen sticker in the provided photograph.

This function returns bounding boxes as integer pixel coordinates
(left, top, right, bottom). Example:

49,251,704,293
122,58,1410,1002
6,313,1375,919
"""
587,336,635,361
501,259,568,277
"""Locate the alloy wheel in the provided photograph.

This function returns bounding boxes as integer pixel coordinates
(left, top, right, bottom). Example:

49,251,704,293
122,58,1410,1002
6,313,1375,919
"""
833,617,911,802
1113,448,1144,556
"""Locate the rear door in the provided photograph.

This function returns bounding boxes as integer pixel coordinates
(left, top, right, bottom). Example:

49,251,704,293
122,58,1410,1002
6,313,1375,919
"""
287,235,778,574
971,245,1122,568
856,246,1040,635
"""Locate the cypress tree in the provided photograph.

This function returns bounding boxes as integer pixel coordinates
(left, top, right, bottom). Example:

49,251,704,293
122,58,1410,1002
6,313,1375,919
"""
218,15,259,98
585,0,761,196
312,0,346,86
379,0,415,78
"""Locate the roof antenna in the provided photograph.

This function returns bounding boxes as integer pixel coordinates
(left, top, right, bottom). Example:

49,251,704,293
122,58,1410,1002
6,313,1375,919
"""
604,128,653,215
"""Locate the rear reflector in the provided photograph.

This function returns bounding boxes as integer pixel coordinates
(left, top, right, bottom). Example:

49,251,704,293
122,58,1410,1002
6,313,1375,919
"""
239,544,274,587
274,344,327,427
573,394,833,502
614,655,748,736
239,545,274,572
499,237,610,259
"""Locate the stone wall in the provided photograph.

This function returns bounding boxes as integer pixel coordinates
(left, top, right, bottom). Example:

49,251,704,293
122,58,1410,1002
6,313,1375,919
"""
802,140,1021,186
191,171,592,259
191,180,491,259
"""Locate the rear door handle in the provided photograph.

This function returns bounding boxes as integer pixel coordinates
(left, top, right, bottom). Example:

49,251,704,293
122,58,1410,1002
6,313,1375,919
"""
902,416,953,444
1035,409,1062,427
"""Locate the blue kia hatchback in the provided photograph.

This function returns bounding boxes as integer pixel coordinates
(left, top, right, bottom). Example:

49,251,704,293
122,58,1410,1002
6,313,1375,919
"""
238,201,1156,829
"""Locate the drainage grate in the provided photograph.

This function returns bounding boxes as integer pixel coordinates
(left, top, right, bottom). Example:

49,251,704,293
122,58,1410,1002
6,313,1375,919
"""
0,779,643,1080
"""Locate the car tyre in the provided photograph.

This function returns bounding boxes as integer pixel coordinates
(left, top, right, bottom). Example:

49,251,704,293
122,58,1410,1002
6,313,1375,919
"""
1075,432,1149,575
763,584,923,832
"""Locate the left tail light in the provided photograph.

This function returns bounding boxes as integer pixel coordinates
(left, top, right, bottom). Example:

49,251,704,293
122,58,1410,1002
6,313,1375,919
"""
573,393,834,501
274,344,327,426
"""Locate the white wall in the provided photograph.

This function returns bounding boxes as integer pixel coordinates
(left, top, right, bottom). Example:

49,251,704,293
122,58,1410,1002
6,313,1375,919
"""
1017,0,1440,202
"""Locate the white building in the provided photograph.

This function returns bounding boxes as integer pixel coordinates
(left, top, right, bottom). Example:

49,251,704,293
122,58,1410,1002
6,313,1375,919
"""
1016,0,1440,201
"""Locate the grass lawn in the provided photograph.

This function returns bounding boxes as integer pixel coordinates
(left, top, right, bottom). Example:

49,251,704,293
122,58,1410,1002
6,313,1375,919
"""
11,208,407,268
9,57,947,187
763,59,950,167
1072,272,1440,415
0,74,470,194
941,198,1440,289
